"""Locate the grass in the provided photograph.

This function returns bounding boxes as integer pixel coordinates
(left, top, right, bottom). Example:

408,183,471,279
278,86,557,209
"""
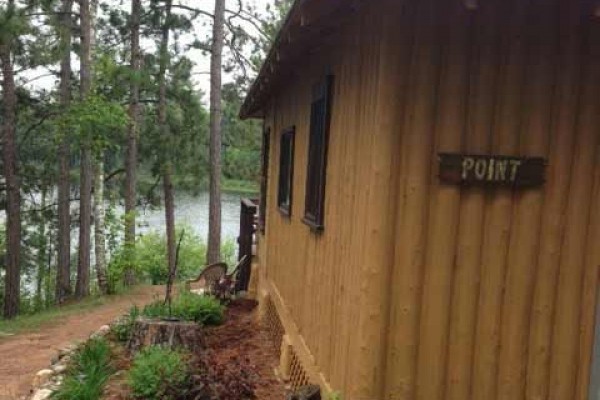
52,338,114,400
223,178,259,195
0,289,135,338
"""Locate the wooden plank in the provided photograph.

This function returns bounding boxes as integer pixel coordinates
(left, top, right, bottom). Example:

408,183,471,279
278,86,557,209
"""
575,10,600,399
548,6,598,394
577,144,600,400
438,154,546,188
495,0,557,397
414,0,469,399
384,0,442,397
468,0,518,399
525,0,584,397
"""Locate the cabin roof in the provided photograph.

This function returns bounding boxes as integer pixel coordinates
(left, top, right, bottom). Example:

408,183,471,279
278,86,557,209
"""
240,0,359,119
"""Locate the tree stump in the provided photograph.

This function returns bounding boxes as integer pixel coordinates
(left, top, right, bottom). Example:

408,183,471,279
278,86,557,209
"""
127,318,205,354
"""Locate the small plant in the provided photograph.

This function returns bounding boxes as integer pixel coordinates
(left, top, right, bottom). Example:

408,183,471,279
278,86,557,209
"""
52,338,113,400
110,305,140,342
142,292,225,325
329,392,343,400
128,346,189,400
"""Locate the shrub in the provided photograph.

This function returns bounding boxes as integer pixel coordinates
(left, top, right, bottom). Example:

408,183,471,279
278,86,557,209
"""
52,338,113,400
108,228,207,286
128,347,189,400
110,305,140,342
142,292,224,326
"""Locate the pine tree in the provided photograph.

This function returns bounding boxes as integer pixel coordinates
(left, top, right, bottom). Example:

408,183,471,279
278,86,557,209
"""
207,0,226,264
124,0,142,286
56,0,74,304
76,0,93,298
0,0,22,319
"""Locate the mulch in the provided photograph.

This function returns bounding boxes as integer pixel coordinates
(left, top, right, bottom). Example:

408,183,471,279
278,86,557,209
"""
103,298,287,400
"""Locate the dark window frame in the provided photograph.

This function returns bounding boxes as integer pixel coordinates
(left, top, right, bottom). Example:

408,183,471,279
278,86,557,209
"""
277,126,295,217
303,75,334,231
259,125,271,233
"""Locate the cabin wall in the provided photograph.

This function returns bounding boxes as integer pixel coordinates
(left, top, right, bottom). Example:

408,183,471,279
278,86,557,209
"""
383,1,600,400
258,1,397,398
257,0,600,399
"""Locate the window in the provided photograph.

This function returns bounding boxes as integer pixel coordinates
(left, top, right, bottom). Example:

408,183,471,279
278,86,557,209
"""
303,75,334,230
277,127,295,216
259,126,270,233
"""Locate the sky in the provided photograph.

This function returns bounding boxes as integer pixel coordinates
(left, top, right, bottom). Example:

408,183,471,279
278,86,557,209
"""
20,0,274,103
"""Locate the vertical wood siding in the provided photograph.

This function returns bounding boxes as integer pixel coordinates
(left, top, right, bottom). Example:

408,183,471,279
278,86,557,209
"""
384,0,600,399
261,2,398,398
259,0,600,399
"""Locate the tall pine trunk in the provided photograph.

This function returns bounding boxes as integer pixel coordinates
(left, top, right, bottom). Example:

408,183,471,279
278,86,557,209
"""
158,0,176,281
124,0,141,286
1,36,21,319
76,0,93,298
35,189,48,309
93,160,108,294
207,0,226,264
56,0,73,304
89,0,107,295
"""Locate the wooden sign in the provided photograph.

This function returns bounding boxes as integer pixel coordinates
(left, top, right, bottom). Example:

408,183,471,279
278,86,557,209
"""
438,153,546,188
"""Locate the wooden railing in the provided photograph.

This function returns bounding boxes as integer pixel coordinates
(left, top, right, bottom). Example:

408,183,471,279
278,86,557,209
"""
236,198,258,292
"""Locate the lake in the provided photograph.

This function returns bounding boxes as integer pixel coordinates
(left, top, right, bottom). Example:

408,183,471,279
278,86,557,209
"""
133,191,251,242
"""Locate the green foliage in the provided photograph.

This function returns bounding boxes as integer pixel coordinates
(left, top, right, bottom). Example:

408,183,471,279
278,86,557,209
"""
108,228,207,287
58,94,129,154
142,292,224,326
220,239,237,268
52,338,113,400
222,84,262,183
110,305,140,342
108,228,238,289
329,392,343,400
128,346,189,400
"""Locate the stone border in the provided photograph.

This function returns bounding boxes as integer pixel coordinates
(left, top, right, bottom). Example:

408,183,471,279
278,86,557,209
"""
27,325,111,400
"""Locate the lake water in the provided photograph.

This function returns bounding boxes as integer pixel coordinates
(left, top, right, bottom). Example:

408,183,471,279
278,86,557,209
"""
133,191,249,242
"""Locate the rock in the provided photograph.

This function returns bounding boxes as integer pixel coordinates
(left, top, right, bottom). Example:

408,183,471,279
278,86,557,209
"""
30,388,53,400
98,325,111,335
52,364,67,374
57,344,76,359
287,385,321,400
90,325,111,338
32,370,54,388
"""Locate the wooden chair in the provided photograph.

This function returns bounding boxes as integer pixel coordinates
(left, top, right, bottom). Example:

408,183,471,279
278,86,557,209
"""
212,255,249,301
185,262,228,295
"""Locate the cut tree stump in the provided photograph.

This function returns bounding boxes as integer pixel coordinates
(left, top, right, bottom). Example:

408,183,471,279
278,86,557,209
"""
127,318,205,353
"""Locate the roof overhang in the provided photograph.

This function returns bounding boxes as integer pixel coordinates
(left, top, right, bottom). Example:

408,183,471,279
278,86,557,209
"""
240,0,359,119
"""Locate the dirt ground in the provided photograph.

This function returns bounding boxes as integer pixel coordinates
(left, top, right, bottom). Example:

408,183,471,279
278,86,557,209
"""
0,285,164,400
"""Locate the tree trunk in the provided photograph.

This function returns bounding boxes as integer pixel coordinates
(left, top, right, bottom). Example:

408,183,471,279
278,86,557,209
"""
56,0,73,304
88,0,107,295
1,41,21,319
76,0,93,298
93,159,108,294
36,190,48,309
207,0,226,264
158,0,176,281
124,0,142,286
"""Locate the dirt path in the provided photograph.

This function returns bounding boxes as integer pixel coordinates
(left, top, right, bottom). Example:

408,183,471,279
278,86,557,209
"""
0,286,163,400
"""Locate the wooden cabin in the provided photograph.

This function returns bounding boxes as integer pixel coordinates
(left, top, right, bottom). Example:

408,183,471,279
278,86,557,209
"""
240,0,600,399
